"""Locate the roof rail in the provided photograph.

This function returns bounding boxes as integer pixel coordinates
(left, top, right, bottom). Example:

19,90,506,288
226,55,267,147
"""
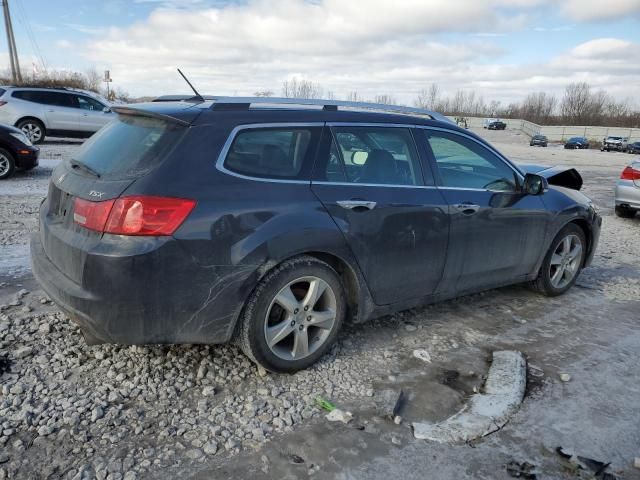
209,96,452,123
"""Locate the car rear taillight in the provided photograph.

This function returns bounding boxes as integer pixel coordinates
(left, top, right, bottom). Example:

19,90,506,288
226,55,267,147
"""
73,196,196,236
73,198,115,232
620,166,640,181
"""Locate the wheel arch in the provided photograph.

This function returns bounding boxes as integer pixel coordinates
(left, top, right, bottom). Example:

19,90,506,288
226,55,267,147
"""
15,116,46,131
568,218,593,267
228,247,370,342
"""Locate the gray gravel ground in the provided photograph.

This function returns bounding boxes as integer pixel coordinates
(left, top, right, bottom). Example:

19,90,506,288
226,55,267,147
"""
0,129,639,480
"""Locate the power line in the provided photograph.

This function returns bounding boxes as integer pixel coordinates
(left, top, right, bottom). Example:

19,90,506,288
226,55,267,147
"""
14,0,47,73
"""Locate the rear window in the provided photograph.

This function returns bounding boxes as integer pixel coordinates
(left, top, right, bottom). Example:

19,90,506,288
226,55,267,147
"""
223,127,318,179
71,115,185,179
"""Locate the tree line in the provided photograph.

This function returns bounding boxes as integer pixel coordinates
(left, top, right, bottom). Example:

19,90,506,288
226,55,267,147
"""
273,79,639,128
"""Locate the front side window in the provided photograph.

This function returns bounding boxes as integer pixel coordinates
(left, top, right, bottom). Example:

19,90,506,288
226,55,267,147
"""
224,127,317,179
425,130,518,192
76,95,104,111
327,126,422,186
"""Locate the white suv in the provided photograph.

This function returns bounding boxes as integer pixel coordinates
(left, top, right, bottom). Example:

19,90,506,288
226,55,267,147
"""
0,86,114,144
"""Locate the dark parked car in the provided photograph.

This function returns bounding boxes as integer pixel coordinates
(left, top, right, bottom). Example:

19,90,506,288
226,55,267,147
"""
626,141,640,154
0,122,40,179
31,98,601,372
564,137,590,149
530,134,548,147
487,120,506,130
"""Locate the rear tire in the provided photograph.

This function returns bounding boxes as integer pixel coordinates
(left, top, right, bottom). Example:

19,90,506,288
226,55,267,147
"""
529,224,586,296
236,256,346,373
615,205,636,218
0,148,16,179
17,118,45,144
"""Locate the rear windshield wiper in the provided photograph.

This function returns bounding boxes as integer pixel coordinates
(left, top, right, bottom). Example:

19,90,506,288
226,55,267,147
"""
70,159,101,178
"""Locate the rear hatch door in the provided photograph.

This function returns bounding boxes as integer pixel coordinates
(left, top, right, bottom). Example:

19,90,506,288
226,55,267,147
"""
41,113,188,284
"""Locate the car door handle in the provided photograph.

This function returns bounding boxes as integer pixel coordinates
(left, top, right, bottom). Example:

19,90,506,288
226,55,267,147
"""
452,203,481,215
337,200,376,211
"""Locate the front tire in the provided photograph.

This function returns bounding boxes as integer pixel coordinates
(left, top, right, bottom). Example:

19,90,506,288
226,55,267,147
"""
236,256,346,373
17,118,45,144
615,205,636,218
530,224,586,296
0,148,16,179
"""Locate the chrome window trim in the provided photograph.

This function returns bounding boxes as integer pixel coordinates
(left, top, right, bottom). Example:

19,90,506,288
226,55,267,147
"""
327,122,418,128
215,122,324,184
414,125,525,181
313,181,438,190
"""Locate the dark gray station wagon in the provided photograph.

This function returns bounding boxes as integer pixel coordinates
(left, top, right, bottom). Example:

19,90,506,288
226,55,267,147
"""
31,97,601,372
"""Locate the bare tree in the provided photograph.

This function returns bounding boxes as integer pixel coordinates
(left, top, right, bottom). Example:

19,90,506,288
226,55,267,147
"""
414,84,441,110
281,78,323,99
374,94,397,105
346,91,362,102
85,67,102,93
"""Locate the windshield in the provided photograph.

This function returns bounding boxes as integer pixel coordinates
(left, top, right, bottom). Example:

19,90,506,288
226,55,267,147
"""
71,115,185,179
608,137,622,140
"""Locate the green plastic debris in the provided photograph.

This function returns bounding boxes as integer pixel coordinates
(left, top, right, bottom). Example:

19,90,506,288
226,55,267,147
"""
315,397,336,412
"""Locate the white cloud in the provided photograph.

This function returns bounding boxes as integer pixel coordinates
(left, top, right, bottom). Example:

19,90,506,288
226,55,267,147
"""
79,0,640,104
560,0,640,21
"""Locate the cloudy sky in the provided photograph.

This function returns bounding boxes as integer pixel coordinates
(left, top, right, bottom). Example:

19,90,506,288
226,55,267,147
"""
5,0,640,104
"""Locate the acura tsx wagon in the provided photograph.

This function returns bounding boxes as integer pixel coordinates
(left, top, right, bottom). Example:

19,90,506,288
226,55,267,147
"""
31,97,601,372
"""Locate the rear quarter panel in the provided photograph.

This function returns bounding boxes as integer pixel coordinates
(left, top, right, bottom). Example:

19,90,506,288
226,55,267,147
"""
124,124,365,339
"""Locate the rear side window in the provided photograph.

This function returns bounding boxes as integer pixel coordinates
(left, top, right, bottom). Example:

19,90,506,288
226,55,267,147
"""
223,127,319,179
327,126,423,186
70,115,184,179
12,90,74,107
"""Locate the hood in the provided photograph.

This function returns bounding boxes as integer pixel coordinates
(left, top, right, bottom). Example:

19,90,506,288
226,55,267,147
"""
0,123,25,135
517,163,583,190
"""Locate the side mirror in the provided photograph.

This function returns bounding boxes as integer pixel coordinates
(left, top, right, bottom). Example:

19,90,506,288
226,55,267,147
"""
103,107,111,113
522,173,548,195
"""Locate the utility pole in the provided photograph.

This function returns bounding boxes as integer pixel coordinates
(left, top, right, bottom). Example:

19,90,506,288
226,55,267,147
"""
1,0,22,84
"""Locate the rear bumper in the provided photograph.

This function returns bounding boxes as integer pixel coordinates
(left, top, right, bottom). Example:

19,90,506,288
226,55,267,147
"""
615,181,640,210
30,230,254,345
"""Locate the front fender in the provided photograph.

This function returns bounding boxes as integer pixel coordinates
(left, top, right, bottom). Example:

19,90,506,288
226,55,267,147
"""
534,186,600,274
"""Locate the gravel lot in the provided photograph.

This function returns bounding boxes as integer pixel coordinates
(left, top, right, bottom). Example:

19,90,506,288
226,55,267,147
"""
0,129,639,480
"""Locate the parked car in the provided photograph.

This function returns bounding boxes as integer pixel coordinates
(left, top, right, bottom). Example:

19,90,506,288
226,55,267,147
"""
487,120,507,130
0,86,114,144
530,134,548,147
564,137,590,149
0,122,40,179
483,118,498,128
31,97,601,373
614,161,640,218
601,136,628,152
627,141,640,154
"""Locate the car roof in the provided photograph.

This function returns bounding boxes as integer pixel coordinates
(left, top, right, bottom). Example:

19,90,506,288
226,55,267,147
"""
116,98,463,131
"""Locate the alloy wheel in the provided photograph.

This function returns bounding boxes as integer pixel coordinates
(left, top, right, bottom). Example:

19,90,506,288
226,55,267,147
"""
21,123,42,143
264,276,337,361
0,154,9,177
549,234,583,289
